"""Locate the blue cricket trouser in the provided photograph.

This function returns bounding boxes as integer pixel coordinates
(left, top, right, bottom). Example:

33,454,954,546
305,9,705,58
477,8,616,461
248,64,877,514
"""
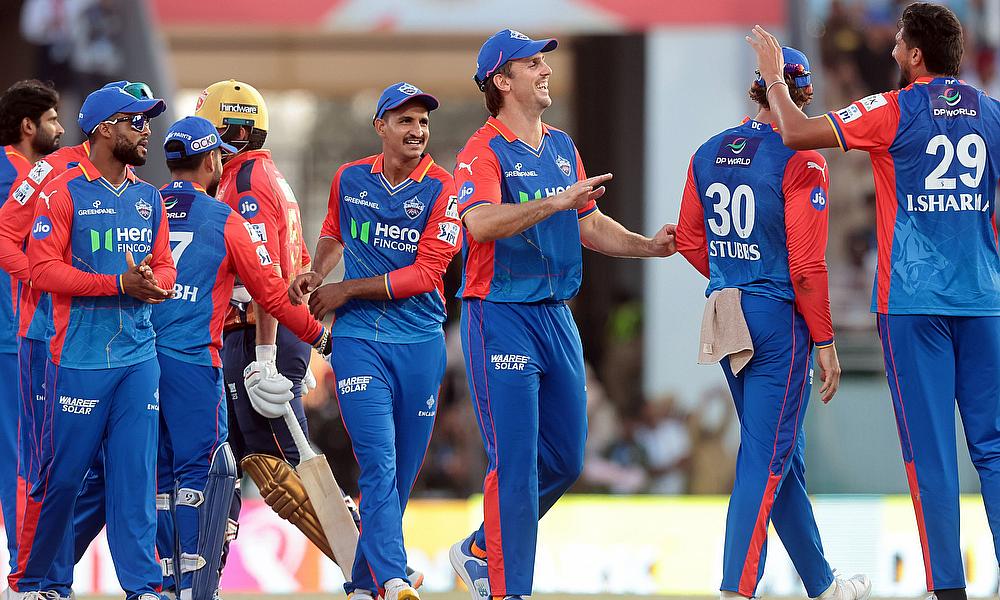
155,353,227,594
9,358,161,599
719,293,833,598
877,314,1000,592
0,350,18,572
333,336,444,594
461,299,587,597
222,325,310,466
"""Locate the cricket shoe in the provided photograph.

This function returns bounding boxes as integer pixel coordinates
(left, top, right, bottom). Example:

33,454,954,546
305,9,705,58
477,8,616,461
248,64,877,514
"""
720,593,750,599
3,592,62,600
812,572,872,600
347,591,375,600
405,565,424,589
383,579,418,600
449,534,490,600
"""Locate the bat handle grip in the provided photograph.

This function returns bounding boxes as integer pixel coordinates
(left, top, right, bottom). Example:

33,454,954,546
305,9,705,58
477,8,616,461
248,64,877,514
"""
283,403,318,461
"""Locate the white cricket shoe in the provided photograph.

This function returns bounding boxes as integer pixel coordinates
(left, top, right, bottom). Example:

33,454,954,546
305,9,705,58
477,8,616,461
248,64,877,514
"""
383,579,418,600
813,572,872,600
449,534,490,600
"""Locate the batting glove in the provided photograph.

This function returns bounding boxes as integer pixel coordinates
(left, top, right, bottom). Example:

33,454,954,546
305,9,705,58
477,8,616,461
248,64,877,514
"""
302,367,317,394
245,344,293,419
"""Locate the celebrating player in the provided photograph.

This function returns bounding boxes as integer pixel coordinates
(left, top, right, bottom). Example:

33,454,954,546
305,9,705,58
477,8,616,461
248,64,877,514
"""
8,85,173,600
448,29,676,600
0,79,63,574
153,115,333,600
287,82,459,600
749,4,1000,599
674,46,871,600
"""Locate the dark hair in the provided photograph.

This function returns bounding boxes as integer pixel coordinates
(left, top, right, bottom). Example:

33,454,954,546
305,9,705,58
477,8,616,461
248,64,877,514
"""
748,72,814,110
483,62,514,117
165,140,209,172
0,80,59,146
220,124,267,153
899,2,963,76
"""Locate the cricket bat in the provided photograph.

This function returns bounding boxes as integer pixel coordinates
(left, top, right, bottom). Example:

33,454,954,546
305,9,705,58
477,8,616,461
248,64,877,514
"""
283,404,358,578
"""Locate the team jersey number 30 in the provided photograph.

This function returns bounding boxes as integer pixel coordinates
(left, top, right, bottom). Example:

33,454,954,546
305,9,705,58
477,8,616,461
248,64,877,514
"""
706,182,756,239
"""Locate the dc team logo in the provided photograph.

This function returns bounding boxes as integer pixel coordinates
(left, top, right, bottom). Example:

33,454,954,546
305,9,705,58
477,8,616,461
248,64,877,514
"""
397,83,419,96
135,199,153,220
239,196,260,218
404,196,425,219
31,216,52,239
930,83,979,118
509,30,530,40
715,135,761,168
555,155,572,177
810,186,827,211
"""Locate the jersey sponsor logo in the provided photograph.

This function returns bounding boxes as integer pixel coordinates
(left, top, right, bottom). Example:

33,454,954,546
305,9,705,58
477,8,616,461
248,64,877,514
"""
78,199,116,216
810,186,827,211
12,180,34,205
859,93,887,111
87,227,152,253
906,193,989,213
28,160,53,184
60,395,98,415
31,216,52,239
374,222,419,253
505,162,538,178
244,221,267,243
714,135,762,168
403,196,425,219
806,161,827,181
437,221,460,246
338,375,372,394
220,102,258,114
930,84,979,118
445,195,459,219
135,199,153,220
491,353,529,371
418,395,436,417
238,195,259,218
457,156,478,175
835,104,863,124
518,186,566,203
555,154,572,177
256,245,273,266
344,189,380,210
164,195,194,220
458,182,475,203
172,283,199,302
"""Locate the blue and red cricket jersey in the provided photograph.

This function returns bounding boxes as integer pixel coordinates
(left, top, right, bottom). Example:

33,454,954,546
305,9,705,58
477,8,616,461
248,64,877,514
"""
676,118,834,346
153,179,323,366
826,77,1000,315
26,154,176,368
455,116,596,302
0,146,33,352
0,142,93,342
319,153,461,342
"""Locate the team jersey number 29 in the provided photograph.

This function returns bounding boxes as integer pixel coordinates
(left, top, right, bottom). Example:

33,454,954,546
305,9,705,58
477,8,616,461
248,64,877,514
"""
706,182,756,239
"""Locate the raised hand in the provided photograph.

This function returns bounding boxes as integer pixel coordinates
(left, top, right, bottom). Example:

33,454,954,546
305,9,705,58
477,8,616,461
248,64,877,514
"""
746,25,785,87
552,173,613,211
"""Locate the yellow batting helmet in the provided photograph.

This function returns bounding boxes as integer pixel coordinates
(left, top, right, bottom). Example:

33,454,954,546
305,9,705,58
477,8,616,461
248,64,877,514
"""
194,79,269,132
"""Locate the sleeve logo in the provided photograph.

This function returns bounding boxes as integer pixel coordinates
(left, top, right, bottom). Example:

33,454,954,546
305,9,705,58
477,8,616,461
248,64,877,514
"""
836,104,863,123
458,181,475,203
457,156,478,175
437,222,460,246
256,245,273,266
445,195,459,219
13,180,34,205
239,196,260,218
859,93,887,112
810,186,827,211
28,160,52,184
31,215,52,239
244,221,267,243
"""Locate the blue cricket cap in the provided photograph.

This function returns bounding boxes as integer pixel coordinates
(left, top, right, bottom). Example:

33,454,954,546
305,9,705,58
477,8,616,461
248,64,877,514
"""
474,29,558,91
79,84,166,134
755,46,812,89
374,82,439,121
163,116,237,159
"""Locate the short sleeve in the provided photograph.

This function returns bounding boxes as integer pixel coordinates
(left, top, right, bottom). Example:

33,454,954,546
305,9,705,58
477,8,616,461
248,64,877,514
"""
825,91,901,153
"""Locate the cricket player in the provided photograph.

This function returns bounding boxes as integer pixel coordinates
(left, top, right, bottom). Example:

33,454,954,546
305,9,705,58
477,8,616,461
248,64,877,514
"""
0,81,156,599
749,4,1000,599
0,79,62,572
8,85,173,600
675,46,871,600
286,82,459,600
449,29,675,600
153,115,333,600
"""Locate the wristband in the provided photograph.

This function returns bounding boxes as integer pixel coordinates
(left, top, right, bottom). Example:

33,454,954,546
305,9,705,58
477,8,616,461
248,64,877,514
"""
118,274,125,295
766,80,788,96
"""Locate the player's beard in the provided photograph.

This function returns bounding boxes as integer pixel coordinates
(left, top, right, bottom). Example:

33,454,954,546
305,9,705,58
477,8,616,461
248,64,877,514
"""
112,134,147,167
31,129,60,156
